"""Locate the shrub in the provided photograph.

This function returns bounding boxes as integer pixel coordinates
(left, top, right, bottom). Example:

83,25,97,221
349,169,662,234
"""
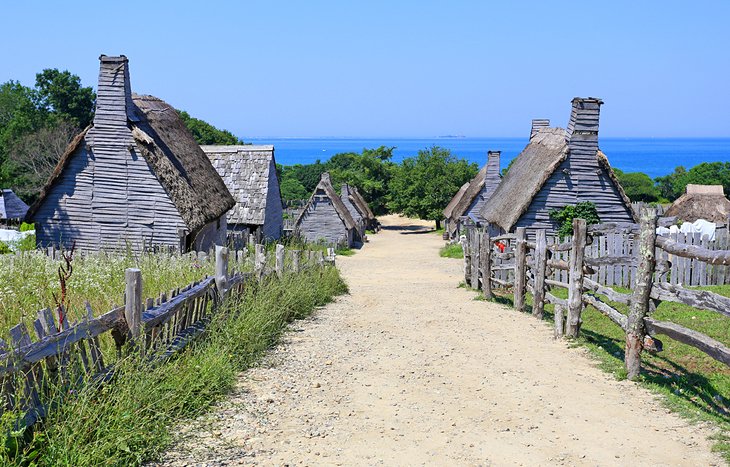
549,202,600,239
0,241,10,255
19,222,34,232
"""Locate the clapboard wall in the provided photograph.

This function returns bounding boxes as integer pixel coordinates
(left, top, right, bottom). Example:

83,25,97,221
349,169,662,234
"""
465,151,501,222
297,196,352,247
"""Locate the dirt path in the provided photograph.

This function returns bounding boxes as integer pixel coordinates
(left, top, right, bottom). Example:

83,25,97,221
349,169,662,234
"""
158,215,721,466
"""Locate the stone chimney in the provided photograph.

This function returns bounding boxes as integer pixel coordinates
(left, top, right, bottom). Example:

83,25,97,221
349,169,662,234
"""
320,172,331,184
566,97,603,154
93,55,138,127
530,119,550,139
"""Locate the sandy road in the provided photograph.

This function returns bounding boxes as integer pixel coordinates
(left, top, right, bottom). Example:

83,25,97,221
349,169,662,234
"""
158,215,721,466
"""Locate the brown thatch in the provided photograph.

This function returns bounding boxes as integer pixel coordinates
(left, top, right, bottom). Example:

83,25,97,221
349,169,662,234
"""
665,184,730,223
480,128,568,231
25,127,89,220
295,172,356,230
443,182,470,219
351,186,375,220
131,94,235,233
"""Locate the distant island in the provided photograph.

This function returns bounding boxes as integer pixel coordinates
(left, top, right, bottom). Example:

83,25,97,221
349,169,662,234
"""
437,135,466,138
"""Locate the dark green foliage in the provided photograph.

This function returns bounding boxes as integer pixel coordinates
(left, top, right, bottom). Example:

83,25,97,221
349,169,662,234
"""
0,241,10,254
549,202,600,239
34,69,95,129
325,146,395,215
176,110,243,146
19,222,34,232
614,168,663,202
387,146,477,228
655,162,730,201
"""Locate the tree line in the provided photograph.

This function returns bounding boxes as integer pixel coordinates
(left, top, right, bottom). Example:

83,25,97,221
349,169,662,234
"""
0,69,242,204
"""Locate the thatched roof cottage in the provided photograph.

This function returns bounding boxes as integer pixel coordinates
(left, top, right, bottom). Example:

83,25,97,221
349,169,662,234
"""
295,173,359,247
665,184,730,224
341,183,376,233
444,150,502,239
0,189,29,225
27,55,234,252
480,98,635,235
202,145,284,242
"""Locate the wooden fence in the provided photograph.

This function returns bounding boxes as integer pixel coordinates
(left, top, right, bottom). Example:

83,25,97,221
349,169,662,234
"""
0,244,336,428
462,209,730,379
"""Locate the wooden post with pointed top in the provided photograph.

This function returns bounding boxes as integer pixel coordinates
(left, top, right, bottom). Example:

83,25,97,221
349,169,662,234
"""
566,219,587,338
215,245,229,299
481,226,493,300
125,268,142,340
275,244,285,278
533,229,548,319
514,227,527,312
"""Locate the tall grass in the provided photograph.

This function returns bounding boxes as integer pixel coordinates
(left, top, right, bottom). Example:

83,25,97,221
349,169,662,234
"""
0,251,217,338
439,243,463,259
1,266,347,466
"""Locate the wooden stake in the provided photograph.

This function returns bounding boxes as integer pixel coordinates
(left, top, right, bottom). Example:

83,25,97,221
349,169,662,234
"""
566,219,587,338
275,244,285,278
215,245,229,299
514,227,527,312
124,268,142,340
481,227,493,300
533,229,548,319
626,207,657,380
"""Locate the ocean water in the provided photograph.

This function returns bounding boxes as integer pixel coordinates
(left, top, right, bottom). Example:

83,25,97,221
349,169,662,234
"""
247,137,730,178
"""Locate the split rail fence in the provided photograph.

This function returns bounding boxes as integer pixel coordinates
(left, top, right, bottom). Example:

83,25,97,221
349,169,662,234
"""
462,208,730,378
0,244,336,428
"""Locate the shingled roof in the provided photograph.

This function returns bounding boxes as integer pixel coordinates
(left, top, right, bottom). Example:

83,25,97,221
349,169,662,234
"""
665,184,730,224
202,145,280,226
0,189,29,221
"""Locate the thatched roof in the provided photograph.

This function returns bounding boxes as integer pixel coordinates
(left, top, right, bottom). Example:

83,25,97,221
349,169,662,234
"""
665,184,730,224
479,126,634,232
448,151,501,223
480,128,568,231
443,182,470,219
202,145,280,226
296,173,356,230
0,189,29,221
351,186,375,220
27,57,234,233
130,95,235,232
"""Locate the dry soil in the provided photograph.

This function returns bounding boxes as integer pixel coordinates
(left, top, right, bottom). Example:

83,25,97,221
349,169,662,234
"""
157,215,722,466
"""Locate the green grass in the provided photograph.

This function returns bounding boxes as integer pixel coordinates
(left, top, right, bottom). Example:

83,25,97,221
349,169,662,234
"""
439,243,463,259
433,227,445,236
335,247,355,256
477,283,730,461
1,266,347,466
0,251,218,338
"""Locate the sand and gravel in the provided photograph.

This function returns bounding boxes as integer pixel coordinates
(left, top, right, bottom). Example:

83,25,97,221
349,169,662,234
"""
156,215,722,466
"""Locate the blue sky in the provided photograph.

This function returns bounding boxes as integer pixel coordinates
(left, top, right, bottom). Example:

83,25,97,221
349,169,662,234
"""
1,1,728,138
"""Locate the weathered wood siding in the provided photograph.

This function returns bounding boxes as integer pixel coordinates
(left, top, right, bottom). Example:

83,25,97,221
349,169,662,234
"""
466,151,501,222
297,195,349,246
191,216,227,252
262,158,284,240
34,143,187,251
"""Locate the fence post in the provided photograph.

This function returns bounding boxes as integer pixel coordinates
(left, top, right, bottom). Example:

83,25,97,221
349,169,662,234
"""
514,227,527,312
462,220,472,285
533,229,548,319
215,245,229,299
125,268,142,340
481,226,493,300
254,244,265,278
326,247,336,265
290,250,301,273
275,244,285,278
626,207,657,380
471,229,480,290
566,218,587,338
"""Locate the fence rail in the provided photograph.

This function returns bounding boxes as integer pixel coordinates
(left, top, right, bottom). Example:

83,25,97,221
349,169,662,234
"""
461,210,730,379
0,244,336,428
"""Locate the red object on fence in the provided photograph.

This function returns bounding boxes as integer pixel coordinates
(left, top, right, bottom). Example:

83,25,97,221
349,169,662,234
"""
495,241,506,253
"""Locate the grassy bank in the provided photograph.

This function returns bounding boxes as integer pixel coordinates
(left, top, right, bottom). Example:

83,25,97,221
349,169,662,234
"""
439,243,463,259
2,266,347,466
472,284,730,461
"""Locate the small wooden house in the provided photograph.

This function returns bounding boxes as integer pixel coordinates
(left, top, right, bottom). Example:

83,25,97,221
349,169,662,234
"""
295,173,359,247
341,183,377,232
442,182,470,239
202,145,284,242
444,150,502,239
480,98,635,235
27,55,235,252
0,189,29,226
665,184,730,224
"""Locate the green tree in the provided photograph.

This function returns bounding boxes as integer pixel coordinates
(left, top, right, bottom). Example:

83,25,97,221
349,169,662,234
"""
614,169,661,202
177,110,243,145
34,69,95,128
655,162,730,201
279,176,309,201
326,146,395,215
387,146,477,229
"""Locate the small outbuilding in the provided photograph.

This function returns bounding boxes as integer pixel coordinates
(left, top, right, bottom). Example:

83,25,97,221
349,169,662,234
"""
27,55,235,252
480,98,635,236
0,189,29,226
665,184,730,224
443,182,470,239
295,173,359,247
444,150,502,239
202,145,284,243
